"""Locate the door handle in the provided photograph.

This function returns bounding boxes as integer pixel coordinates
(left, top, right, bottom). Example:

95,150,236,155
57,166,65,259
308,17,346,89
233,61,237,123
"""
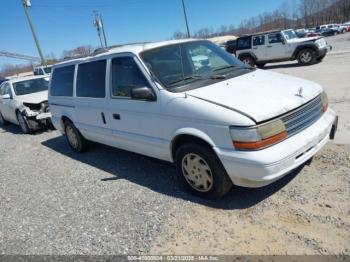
101,112,106,124
113,113,120,120
267,45,272,48
252,47,258,49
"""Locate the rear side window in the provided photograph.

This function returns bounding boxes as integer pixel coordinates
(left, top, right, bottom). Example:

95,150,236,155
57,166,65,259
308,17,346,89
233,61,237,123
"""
50,65,75,96
237,37,251,50
111,57,149,98
77,60,106,98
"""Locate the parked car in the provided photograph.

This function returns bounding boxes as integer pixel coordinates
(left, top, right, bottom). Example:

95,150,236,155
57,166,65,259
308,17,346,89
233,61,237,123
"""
33,65,52,76
316,27,338,37
341,22,350,32
49,39,338,198
235,29,331,67
295,29,308,38
225,39,237,54
0,75,51,133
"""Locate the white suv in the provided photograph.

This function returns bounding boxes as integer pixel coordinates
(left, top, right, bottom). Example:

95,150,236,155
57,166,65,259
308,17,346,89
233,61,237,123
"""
49,39,338,198
235,29,331,67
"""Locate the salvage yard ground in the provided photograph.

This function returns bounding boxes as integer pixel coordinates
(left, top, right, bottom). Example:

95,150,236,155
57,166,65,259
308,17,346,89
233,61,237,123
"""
1,34,349,255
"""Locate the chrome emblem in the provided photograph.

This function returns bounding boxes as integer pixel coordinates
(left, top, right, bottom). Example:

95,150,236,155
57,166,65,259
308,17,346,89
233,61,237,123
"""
296,87,303,97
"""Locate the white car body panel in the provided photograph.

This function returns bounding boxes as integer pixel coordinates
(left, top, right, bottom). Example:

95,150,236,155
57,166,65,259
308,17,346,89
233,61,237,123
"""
186,69,322,122
49,39,337,188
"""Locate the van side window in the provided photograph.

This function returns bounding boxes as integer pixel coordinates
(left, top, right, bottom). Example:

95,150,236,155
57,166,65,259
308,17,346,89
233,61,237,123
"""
253,35,265,46
111,57,150,98
77,60,106,98
50,65,75,97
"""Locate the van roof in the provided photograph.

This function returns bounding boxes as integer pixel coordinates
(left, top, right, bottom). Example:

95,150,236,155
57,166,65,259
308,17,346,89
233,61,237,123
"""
54,39,200,67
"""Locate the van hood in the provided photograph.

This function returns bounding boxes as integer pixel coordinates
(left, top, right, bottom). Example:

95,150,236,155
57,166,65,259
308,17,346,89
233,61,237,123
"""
186,70,322,123
16,91,48,104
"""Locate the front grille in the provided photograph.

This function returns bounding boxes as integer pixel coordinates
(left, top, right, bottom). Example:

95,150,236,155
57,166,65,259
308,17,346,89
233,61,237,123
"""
282,95,323,137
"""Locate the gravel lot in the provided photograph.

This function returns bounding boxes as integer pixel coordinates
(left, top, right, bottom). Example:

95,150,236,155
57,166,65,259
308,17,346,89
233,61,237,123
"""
1,34,349,255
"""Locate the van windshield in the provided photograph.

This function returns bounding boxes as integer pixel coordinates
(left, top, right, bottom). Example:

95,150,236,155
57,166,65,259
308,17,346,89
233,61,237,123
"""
141,41,252,91
13,78,49,96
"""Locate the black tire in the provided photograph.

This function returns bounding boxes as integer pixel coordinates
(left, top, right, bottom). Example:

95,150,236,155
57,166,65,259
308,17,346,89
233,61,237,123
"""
256,63,266,68
0,111,7,126
175,143,233,199
241,56,256,67
316,55,326,63
297,49,316,65
16,111,31,134
64,120,88,153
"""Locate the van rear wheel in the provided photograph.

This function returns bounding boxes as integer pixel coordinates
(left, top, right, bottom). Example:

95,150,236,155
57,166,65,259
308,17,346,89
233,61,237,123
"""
64,120,88,153
175,143,233,199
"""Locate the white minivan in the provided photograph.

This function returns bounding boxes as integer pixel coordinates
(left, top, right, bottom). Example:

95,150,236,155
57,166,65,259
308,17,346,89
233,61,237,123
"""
49,39,338,198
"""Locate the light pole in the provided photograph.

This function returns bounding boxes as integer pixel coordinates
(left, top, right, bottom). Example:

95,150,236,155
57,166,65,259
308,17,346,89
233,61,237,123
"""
93,11,108,48
181,0,190,38
22,0,46,65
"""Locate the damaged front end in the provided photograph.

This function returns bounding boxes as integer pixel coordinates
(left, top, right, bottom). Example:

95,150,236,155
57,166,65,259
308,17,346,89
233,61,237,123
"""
20,101,52,130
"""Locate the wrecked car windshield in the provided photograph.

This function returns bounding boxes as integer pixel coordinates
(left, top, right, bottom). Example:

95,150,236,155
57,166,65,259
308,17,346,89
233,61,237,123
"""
141,41,252,91
13,78,49,96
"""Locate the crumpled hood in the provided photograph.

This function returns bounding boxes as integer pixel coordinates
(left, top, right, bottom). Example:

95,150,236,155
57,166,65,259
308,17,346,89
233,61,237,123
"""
186,70,322,123
16,91,48,104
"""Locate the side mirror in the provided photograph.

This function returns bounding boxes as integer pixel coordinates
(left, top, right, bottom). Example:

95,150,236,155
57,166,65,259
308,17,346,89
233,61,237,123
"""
281,38,286,45
1,94,11,99
131,87,156,101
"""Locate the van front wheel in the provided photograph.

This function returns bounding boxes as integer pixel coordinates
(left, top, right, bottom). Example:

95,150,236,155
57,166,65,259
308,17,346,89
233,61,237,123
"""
175,143,233,199
64,121,88,153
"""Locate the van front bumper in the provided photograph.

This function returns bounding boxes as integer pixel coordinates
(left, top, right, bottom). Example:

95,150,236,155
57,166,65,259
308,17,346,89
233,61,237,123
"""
214,109,337,188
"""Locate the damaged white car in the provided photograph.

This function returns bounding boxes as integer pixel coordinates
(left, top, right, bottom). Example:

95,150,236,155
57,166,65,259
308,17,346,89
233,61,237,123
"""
0,76,51,133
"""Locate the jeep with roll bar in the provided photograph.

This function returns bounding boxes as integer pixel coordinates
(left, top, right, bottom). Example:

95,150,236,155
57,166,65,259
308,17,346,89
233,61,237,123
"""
235,29,332,68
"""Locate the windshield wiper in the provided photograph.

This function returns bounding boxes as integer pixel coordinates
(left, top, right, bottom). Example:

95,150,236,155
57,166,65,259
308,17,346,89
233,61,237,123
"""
214,65,254,72
168,75,202,86
208,74,226,79
214,65,238,72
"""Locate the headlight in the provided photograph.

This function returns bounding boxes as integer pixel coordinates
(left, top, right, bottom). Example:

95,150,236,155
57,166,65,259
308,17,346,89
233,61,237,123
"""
230,120,288,150
321,90,328,112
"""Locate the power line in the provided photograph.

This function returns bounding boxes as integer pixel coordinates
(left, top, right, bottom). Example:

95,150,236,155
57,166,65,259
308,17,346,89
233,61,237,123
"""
34,0,151,8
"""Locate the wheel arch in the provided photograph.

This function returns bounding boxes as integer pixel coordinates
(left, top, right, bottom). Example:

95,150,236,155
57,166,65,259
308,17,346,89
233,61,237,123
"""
293,44,318,58
170,128,216,162
60,115,74,134
238,52,257,62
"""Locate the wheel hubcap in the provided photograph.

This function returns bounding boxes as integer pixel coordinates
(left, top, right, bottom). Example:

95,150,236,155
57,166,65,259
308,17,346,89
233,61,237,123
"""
181,153,213,192
301,52,312,63
243,58,252,66
66,126,79,149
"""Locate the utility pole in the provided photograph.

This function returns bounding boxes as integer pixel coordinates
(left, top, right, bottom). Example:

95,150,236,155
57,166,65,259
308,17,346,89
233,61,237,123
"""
22,0,46,65
181,0,190,38
93,11,108,48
